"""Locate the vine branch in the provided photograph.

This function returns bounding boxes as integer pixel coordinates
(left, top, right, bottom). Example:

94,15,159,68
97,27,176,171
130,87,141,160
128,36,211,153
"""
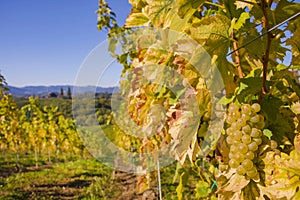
261,0,272,95
232,30,243,78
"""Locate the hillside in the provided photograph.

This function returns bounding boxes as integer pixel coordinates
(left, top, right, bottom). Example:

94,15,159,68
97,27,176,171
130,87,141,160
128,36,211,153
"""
7,85,118,97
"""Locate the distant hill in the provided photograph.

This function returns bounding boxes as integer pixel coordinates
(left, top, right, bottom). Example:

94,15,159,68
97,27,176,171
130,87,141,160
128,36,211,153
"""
7,85,118,97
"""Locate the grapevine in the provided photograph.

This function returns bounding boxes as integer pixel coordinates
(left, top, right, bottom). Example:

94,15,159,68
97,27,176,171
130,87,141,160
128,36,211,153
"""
96,0,300,199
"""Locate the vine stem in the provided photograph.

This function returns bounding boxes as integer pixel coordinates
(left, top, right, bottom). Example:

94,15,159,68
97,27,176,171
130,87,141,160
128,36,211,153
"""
261,0,272,95
232,30,244,78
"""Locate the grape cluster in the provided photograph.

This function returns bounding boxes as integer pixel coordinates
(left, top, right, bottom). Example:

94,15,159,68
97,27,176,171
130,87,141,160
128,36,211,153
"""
225,103,264,179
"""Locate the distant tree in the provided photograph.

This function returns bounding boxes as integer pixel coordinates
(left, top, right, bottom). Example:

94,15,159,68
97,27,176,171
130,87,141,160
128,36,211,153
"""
0,72,8,97
67,87,72,99
48,92,58,98
60,88,64,97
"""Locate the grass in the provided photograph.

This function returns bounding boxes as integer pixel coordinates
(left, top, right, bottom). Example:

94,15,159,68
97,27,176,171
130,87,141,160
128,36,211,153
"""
0,157,116,200
0,151,186,199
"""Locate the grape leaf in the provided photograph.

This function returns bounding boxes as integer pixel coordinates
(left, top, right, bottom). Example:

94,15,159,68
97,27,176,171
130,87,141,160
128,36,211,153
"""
144,0,177,29
125,12,149,27
190,14,231,57
129,0,147,9
233,12,250,31
274,0,300,25
195,181,211,198
234,0,256,10
217,173,249,199
261,95,282,122
177,0,205,19
236,77,263,103
176,171,189,200
263,150,300,199
286,26,300,66
242,180,260,200
224,0,244,19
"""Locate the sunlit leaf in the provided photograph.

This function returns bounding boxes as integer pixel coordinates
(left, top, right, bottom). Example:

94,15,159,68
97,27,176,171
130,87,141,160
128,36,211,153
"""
125,12,149,27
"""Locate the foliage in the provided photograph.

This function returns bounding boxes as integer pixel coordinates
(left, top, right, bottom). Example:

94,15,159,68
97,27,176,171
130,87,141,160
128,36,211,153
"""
0,95,87,166
0,158,115,199
0,72,8,97
98,0,300,199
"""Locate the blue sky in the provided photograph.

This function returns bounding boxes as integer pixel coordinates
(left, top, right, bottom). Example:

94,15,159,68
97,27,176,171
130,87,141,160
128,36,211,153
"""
0,0,131,87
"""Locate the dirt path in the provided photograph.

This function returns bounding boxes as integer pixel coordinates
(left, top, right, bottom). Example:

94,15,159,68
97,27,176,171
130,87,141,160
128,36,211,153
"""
112,171,158,200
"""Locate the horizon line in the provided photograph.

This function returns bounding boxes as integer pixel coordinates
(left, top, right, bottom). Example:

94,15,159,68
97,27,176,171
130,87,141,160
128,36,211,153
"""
7,84,119,88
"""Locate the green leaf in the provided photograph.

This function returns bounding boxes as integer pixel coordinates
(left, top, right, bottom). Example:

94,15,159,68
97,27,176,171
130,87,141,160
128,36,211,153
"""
266,106,296,145
176,171,189,200
177,0,205,19
236,77,263,103
286,26,300,66
242,180,260,200
129,0,147,9
195,181,211,198
284,74,300,98
218,95,235,105
263,129,273,139
274,0,300,25
261,95,282,123
190,14,234,94
233,12,250,30
125,12,149,27
190,14,231,57
276,64,289,71
224,0,243,19
145,0,175,27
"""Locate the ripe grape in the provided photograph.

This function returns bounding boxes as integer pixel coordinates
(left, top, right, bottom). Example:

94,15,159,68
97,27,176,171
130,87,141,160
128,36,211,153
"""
245,151,255,160
229,159,239,168
238,143,248,154
250,114,260,123
231,111,241,120
226,136,235,145
250,128,261,137
226,115,234,124
248,142,258,151
270,140,278,149
237,165,246,175
242,159,254,170
232,130,242,140
246,168,258,178
255,116,265,129
241,113,250,121
230,144,238,152
226,127,234,135
234,152,245,163
231,122,241,131
242,125,251,133
228,103,239,114
237,118,247,126
252,137,262,145
251,103,261,113
242,134,252,144
241,104,251,114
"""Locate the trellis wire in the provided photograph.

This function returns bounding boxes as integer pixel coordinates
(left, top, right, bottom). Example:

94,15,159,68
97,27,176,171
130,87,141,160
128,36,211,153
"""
227,12,300,56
